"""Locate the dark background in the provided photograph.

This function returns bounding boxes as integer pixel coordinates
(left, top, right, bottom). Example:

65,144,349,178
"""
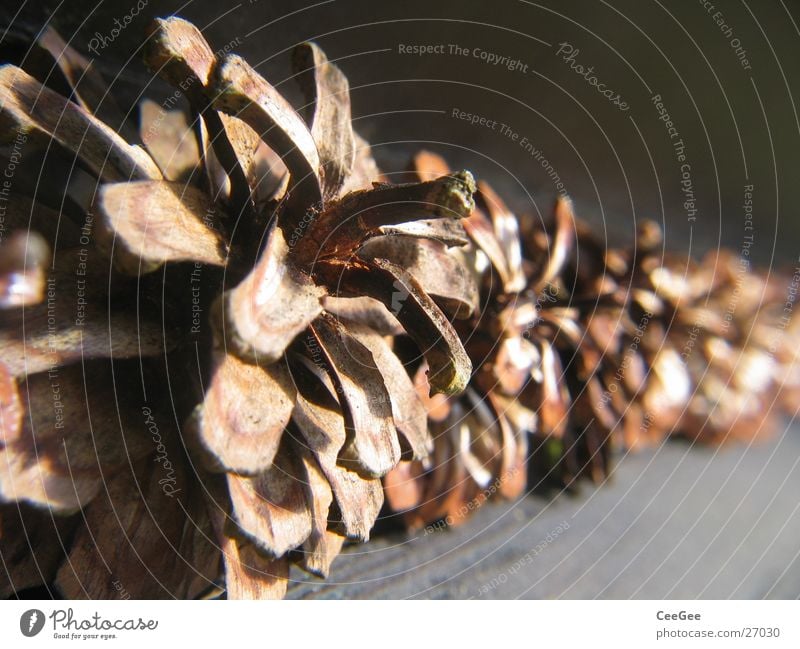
3,0,799,598
2,0,799,265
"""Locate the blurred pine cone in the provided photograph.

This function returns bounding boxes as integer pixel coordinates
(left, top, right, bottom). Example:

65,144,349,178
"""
384,152,588,526
0,18,477,598
625,222,798,445
384,151,800,530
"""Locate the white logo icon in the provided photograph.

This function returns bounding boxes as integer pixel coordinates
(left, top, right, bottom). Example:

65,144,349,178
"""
20,609,45,637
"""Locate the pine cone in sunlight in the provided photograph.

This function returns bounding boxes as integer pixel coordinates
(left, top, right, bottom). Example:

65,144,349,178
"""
544,221,688,485
625,222,799,445
382,151,528,528
383,152,800,531
383,151,623,526
529,216,800,486
0,18,476,599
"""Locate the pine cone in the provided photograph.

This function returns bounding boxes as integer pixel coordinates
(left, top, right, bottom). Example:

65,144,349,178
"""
2,17,797,599
626,223,796,445
384,152,587,526
0,18,477,598
384,151,800,529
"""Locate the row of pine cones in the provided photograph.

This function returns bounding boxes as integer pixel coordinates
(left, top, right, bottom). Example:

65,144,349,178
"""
0,17,797,599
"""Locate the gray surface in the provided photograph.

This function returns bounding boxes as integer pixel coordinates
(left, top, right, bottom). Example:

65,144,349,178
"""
288,421,800,599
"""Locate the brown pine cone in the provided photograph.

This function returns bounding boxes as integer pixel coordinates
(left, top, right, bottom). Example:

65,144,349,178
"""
384,152,800,531
626,222,797,445
2,17,797,599
384,152,592,526
0,18,477,598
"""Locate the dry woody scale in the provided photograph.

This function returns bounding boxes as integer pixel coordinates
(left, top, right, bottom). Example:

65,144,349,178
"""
0,17,797,599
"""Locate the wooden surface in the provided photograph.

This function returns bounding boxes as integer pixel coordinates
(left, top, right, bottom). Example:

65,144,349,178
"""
288,422,800,599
